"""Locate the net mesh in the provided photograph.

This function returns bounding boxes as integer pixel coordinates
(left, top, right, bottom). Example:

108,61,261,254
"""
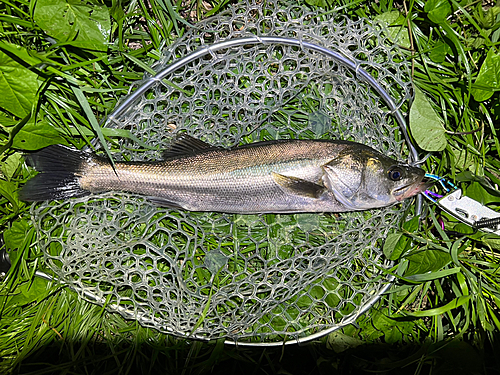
32,0,413,344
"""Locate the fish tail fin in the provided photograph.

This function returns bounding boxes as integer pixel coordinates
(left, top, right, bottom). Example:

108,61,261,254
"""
19,145,92,202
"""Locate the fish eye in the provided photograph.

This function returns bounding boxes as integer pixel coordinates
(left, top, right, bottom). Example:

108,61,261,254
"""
388,167,404,181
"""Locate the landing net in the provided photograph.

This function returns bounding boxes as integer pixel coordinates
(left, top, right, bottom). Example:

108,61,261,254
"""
32,0,414,345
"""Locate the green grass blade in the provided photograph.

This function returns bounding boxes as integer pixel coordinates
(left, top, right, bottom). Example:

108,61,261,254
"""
404,267,462,282
407,295,472,317
70,84,115,167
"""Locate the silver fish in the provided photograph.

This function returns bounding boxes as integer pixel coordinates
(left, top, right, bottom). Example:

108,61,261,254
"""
19,134,427,213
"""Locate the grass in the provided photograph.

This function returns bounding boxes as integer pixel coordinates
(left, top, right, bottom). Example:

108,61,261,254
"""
1,0,500,373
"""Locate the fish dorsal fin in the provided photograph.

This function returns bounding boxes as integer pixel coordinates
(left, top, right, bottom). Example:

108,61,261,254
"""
272,172,326,199
162,134,220,159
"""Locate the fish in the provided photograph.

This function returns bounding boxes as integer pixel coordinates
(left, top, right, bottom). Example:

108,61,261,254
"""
19,134,428,213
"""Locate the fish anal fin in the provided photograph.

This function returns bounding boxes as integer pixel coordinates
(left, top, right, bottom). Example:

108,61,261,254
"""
271,172,325,199
147,196,185,210
162,133,221,159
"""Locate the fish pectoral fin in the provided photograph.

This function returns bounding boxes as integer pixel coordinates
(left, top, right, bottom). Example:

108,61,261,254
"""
147,196,185,210
271,172,326,199
162,133,221,159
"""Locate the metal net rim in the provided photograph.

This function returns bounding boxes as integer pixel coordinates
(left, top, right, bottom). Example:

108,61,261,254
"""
101,35,415,347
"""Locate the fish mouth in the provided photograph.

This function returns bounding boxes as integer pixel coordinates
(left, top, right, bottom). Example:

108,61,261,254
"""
393,176,434,202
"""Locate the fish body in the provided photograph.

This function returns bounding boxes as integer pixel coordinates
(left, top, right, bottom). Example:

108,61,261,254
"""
20,135,427,213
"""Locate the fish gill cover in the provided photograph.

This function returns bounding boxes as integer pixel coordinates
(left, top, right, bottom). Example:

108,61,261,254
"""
31,0,413,344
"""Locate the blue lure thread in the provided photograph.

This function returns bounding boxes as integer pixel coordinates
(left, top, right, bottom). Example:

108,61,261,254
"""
422,173,458,203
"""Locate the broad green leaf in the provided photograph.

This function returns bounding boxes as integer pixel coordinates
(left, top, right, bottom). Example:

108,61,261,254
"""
0,41,44,66
0,113,18,128
326,331,364,353
452,223,476,236
403,216,420,232
12,120,66,150
405,249,451,276
4,220,30,251
465,182,500,205
471,49,500,102
0,152,23,180
456,171,500,197
480,234,500,250
410,87,447,151
203,250,227,274
429,40,451,63
0,178,19,211
383,218,419,260
34,0,111,52
374,11,411,49
360,321,383,341
8,277,50,306
0,50,39,118
20,277,49,300
309,111,330,137
374,10,400,25
365,310,414,344
383,232,405,260
424,0,452,24
383,216,420,260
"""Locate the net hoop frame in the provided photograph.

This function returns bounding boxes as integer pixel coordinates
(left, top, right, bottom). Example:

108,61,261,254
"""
102,36,421,346
34,5,423,347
